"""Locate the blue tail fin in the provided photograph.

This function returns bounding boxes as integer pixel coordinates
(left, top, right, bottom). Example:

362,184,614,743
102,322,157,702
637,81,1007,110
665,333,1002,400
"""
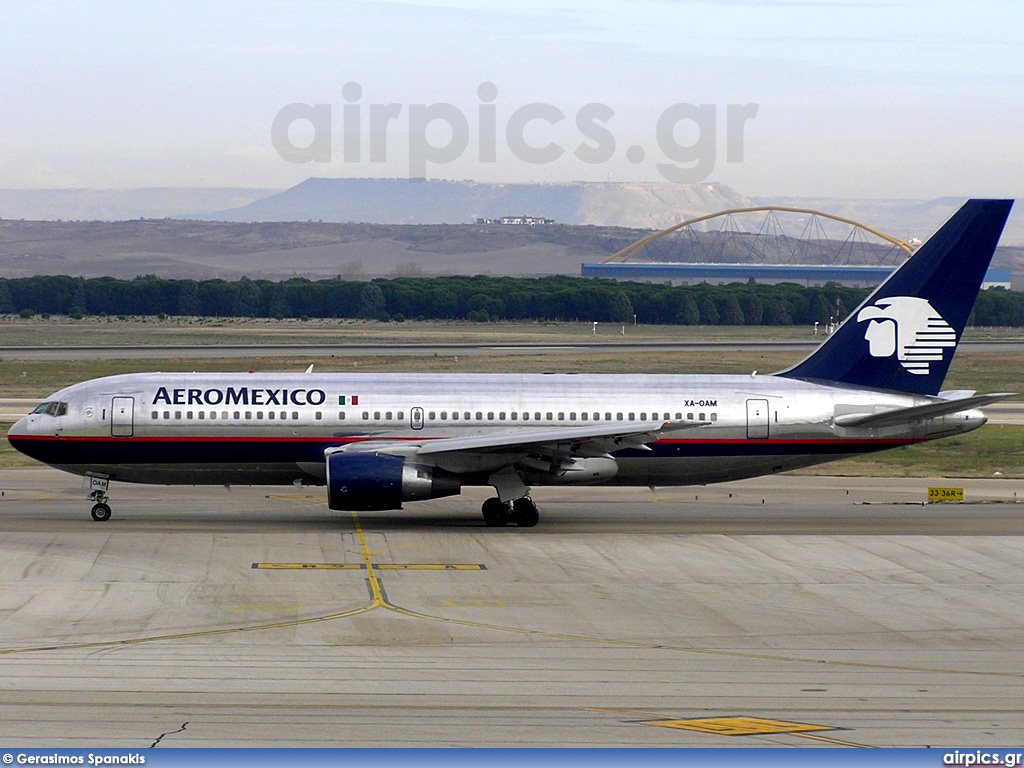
779,198,1013,395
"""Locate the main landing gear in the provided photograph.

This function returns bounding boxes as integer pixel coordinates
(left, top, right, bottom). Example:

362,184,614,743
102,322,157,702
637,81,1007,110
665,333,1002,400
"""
482,467,539,528
481,496,539,528
89,490,112,521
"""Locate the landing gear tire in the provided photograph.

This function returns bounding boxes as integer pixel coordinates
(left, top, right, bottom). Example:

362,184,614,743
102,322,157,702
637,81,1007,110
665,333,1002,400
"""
512,497,539,528
91,503,112,522
482,497,510,527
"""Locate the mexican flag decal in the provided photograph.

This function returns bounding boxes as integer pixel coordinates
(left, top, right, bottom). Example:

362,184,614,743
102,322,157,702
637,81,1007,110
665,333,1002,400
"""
338,395,360,405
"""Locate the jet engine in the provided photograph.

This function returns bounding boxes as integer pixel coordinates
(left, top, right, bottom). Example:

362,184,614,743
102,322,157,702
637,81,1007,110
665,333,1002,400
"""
326,451,461,511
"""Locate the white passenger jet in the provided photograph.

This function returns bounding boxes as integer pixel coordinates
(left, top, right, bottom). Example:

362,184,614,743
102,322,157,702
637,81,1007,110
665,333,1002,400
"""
7,199,1015,526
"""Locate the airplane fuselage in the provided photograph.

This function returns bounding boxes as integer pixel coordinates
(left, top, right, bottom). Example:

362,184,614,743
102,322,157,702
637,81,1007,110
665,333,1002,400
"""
6,199,1011,526
7,371,986,488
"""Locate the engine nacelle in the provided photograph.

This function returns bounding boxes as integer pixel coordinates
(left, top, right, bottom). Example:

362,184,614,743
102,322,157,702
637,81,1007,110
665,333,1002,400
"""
326,451,461,511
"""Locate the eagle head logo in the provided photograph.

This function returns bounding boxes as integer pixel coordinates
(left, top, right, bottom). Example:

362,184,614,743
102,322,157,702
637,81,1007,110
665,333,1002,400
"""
856,296,957,375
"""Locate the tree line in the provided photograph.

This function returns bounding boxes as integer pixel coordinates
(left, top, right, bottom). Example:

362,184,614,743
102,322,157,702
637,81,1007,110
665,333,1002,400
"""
0,274,1022,327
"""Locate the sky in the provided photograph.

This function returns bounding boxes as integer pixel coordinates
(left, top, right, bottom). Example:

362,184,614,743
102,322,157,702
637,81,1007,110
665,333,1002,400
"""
1,0,1022,199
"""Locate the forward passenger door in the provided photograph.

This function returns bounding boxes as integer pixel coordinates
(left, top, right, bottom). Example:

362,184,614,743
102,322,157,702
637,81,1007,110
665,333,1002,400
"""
111,396,134,438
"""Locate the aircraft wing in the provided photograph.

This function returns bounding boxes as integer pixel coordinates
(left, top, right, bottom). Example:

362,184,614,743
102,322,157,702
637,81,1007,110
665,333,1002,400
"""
328,419,707,461
414,419,698,458
833,392,1015,429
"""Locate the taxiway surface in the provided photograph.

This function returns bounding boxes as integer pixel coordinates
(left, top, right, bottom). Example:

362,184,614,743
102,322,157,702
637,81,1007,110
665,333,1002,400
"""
1,469,1023,747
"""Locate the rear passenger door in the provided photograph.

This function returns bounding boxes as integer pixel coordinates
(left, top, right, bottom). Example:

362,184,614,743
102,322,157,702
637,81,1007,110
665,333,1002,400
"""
746,398,769,440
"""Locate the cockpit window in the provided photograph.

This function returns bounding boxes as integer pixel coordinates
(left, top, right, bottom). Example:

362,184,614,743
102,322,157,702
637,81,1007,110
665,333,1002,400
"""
32,401,68,417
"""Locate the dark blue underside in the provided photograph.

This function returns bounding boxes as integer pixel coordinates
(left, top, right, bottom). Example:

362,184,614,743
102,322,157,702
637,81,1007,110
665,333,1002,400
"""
9,436,914,467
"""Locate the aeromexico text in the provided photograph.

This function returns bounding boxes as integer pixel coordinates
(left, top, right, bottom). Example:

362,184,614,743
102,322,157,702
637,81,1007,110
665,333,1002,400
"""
152,387,327,407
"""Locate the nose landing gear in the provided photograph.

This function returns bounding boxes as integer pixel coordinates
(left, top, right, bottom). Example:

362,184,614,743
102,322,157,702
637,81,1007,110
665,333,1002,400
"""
89,489,112,521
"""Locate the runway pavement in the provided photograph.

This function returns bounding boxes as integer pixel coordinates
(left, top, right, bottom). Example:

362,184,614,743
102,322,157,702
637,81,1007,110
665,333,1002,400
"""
1,468,1023,747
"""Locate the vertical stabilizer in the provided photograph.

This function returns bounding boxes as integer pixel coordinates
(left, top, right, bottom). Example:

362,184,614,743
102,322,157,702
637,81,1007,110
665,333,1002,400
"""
779,199,1013,395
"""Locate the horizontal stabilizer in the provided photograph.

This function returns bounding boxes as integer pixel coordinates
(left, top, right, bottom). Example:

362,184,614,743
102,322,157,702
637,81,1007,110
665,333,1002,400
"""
833,392,1015,428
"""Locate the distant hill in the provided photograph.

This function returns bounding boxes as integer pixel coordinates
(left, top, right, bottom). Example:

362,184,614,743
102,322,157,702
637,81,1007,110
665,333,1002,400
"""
1,181,1018,248
0,181,1019,285
0,218,650,280
208,178,751,227
0,188,277,221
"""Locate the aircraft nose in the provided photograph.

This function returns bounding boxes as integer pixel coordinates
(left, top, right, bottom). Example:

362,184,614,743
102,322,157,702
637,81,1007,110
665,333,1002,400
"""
7,414,48,463
7,416,28,438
